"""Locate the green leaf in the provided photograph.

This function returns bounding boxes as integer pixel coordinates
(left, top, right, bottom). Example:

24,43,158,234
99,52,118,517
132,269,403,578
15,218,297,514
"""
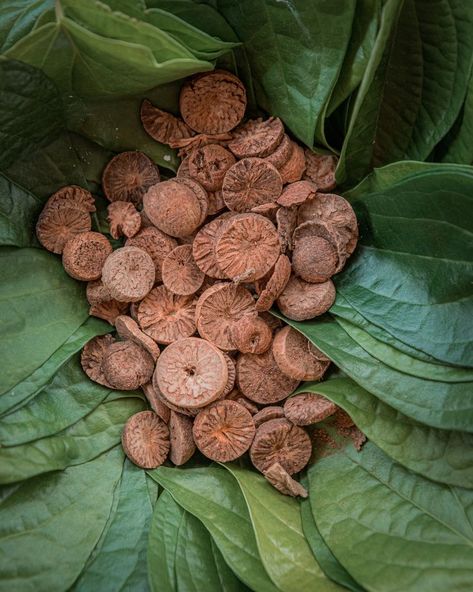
148,465,279,592
0,0,54,52
0,447,124,592
0,174,41,248
308,440,473,592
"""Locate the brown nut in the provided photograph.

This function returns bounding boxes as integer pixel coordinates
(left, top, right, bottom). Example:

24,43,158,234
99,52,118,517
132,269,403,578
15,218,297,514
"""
276,205,298,253
179,70,247,134
264,134,293,169
253,406,285,428
231,315,273,354
273,326,330,381
195,283,255,350
284,393,338,426
126,226,177,283
192,213,233,279
81,334,115,388
255,254,292,312
115,315,160,361
222,353,237,397
176,177,209,226
215,213,280,282
169,411,196,466
102,151,160,206
162,245,205,296
250,202,279,223
236,349,299,404
155,337,228,408
222,158,283,212
304,150,338,192
258,311,284,333
277,180,317,207
46,185,96,213
101,246,155,302
279,142,306,184
107,201,141,239
193,400,255,462
122,411,170,469
277,275,336,321
142,382,171,424
150,377,198,418
207,190,226,215
292,221,341,283
102,340,155,390
263,462,308,498
140,99,193,144
228,117,284,159
170,132,233,157
86,279,111,305
137,285,197,344
250,418,311,475
89,299,129,325
188,144,236,191
62,231,112,281
36,204,91,254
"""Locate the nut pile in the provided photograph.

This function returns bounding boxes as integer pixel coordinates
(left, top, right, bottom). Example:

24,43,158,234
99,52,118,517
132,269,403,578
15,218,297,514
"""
35,70,361,497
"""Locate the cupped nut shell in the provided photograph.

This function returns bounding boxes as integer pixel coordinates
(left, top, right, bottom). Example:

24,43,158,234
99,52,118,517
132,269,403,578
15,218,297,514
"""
36,204,91,254
142,382,171,424
255,254,292,312
292,221,341,282
236,349,300,404
215,213,280,282
277,180,317,207
192,213,233,279
231,315,273,354
193,400,255,462
279,142,306,184
187,144,236,191
155,337,228,409
107,201,141,239
101,246,155,302
102,151,160,206
81,334,115,388
62,231,112,281
284,393,338,426
250,418,312,475
126,226,177,283
263,462,308,498
122,411,170,469
137,285,197,344
228,117,284,159
102,340,155,390
89,299,129,326
273,326,330,381
277,275,336,321
179,70,247,134
162,244,205,296
169,411,196,465
196,282,255,350
115,315,160,361
304,150,338,192
140,99,193,144
46,185,96,213
222,158,283,212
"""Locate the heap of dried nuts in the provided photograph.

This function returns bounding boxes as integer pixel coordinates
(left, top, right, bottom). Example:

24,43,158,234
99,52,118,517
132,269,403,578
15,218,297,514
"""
36,70,363,498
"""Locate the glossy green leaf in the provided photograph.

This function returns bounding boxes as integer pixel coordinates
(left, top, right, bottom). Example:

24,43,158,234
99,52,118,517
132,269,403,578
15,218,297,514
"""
0,174,41,248
308,440,473,592
0,0,54,52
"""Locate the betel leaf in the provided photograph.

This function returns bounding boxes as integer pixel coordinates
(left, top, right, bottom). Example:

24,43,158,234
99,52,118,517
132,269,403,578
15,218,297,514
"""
308,440,473,592
0,0,54,52
298,377,473,488
0,173,41,248
0,447,124,592
223,464,343,592
148,466,279,592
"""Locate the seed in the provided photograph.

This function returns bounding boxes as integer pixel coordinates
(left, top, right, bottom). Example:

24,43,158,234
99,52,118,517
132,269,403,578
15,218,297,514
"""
102,151,160,205
122,411,170,469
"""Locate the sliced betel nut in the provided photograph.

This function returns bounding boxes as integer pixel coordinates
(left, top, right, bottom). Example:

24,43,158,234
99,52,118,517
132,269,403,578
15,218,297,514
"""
140,99,193,144
142,382,171,424
176,177,209,226
187,144,236,191
102,340,155,390
192,212,233,279
276,205,298,253
179,70,247,134
255,254,292,312
45,185,96,213
277,180,317,207
102,151,160,205
253,406,285,428
154,337,228,409
284,393,338,426
292,221,342,282
161,244,205,296
62,231,112,281
122,410,170,469
277,275,336,321
115,315,160,361
304,150,338,192
150,376,199,418
101,246,155,302
193,400,255,462
81,334,115,388
278,142,306,184
272,326,330,381
250,418,312,475
222,353,237,398
107,201,141,239
89,299,129,326
263,463,308,498
231,315,273,354
126,226,177,283
36,204,91,254
264,134,293,169
228,117,284,159
169,411,196,466
86,279,111,305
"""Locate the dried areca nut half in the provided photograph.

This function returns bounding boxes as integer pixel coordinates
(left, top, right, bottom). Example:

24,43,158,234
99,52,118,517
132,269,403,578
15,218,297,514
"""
250,418,311,475
86,279,111,305
279,142,306,184
215,213,280,282
196,282,255,350
89,299,129,325
102,151,160,206
126,226,177,283
137,285,197,344
222,158,283,212
228,117,284,159
255,254,292,312
179,70,247,134
192,213,233,279
297,193,358,256
101,246,155,302
143,180,202,238
236,349,300,404
169,411,196,465
46,185,96,213
140,99,193,144
277,275,336,321
170,132,233,156
264,134,293,169
176,155,191,178
276,206,298,253
251,202,279,223
102,340,155,390
304,150,338,192
222,353,237,397
292,221,341,282
207,190,226,215
81,334,115,387
187,144,236,191
115,315,160,361
235,397,259,415
176,177,209,225
36,204,91,254
231,315,273,354
162,245,205,296
63,231,112,281
263,462,308,498
107,201,141,239
151,375,198,417
193,400,255,462
155,337,228,409
277,180,317,207
122,411,170,469
284,393,337,426
253,406,285,428
273,326,330,381
142,382,171,424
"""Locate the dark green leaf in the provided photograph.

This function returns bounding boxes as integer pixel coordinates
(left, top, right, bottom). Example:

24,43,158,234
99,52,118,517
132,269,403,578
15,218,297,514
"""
0,173,41,247
0,0,54,52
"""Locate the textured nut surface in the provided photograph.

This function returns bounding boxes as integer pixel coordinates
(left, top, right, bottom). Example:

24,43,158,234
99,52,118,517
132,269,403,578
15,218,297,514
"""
277,276,336,321
81,334,115,387
222,353,237,397
177,177,209,226
155,337,228,408
231,315,273,354
250,418,311,474
253,406,285,428
215,213,280,282
279,142,306,184
142,382,171,423
272,326,330,381
229,117,284,159
264,134,293,169
126,226,177,283
284,393,337,426
107,201,141,239
277,180,317,207
101,246,155,302
86,279,111,305
263,462,308,497
62,231,112,281
188,144,236,191
102,340,155,390
170,132,232,157
192,213,232,279
193,400,255,461
46,185,96,213
180,70,247,134
115,315,160,361
292,221,341,282
304,150,338,192
276,206,298,253
162,245,205,296
140,99,193,144
207,190,226,215
36,205,91,254
223,158,283,212
89,299,129,325
169,411,196,465
236,349,299,404
122,411,170,469
255,254,292,312
150,376,199,417
137,285,197,344
102,151,160,205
